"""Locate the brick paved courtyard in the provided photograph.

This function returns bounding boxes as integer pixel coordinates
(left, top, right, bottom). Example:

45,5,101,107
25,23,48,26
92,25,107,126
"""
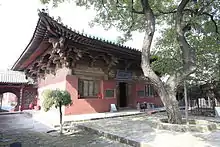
79,113,220,147
0,114,129,147
1,112,220,147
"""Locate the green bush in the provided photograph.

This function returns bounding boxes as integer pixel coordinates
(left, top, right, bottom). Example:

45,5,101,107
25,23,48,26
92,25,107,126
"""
42,89,72,134
42,89,72,112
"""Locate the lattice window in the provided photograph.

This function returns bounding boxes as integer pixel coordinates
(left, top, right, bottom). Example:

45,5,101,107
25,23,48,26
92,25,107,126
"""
23,90,36,108
78,79,99,98
145,85,155,97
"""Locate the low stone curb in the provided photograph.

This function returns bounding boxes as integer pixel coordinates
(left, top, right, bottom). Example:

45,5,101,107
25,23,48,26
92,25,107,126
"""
23,110,146,129
149,107,186,114
77,124,152,147
56,112,146,128
0,111,23,115
19,108,167,128
146,116,220,133
23,111,33,117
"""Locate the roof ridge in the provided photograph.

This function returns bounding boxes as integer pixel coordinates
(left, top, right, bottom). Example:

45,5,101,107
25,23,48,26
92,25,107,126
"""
0,70,24,73
0,70,32,84
38,10,141,53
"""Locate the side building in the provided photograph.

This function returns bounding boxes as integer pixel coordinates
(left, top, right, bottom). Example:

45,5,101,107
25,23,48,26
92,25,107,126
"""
0,70,37,111
12,10,163,115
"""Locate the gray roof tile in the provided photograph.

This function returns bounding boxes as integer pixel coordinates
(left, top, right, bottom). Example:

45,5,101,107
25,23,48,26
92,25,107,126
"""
0,70,32,84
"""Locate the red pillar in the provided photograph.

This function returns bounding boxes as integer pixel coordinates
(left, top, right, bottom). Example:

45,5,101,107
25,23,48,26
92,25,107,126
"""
19,86,24,111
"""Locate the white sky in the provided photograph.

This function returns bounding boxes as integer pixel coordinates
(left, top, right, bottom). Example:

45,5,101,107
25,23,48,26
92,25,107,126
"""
0,0,153,70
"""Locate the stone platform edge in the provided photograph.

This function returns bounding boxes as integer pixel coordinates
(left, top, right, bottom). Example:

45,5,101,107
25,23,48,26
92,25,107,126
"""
22,110,146,128
61,112,146,128
77,124,152,147
0,111,23,115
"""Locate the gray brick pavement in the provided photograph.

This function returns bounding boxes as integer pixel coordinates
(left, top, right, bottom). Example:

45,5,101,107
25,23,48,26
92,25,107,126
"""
79,114,220,147
0,114,129,147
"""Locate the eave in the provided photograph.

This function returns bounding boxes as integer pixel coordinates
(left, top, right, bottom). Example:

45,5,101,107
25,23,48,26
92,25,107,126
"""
11,10,143,71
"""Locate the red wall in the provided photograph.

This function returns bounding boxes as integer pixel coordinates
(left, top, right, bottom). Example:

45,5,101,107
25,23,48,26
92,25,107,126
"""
37,68,70,114
135,83,163,107
65,75,117,115
65,78,163,115
38,68,163,115
102,80,116,99
38,68,70,87
64,75,163,115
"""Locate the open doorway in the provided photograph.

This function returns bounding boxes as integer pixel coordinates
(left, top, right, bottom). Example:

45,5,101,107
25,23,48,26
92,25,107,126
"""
118,82,127,107
0,92,18,112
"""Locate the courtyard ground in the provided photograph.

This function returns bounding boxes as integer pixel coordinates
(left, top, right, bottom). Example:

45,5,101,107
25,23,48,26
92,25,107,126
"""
0,114,129,147
78,113,220,147
1,111,220,147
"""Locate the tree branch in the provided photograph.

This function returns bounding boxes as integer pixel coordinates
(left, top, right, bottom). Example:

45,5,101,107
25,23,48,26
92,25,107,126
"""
201,12,219,34
131,0,144,14
102,0,110,16
174,0,197,86
130,0,135,30
182,23,191,33
140,0,158,87
116,0,144,14
155,8,197,17
140,0,147,13
197,0,215,15
154,0,214,17
132,8,144,14
155,9,177,17
177,0,190,12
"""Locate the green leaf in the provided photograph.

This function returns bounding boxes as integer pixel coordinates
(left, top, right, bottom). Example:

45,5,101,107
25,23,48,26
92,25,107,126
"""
42,89,72,112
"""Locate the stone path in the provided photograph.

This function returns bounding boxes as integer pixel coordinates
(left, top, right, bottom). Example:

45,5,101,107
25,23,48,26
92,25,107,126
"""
0,114,129,147
79,114,220,147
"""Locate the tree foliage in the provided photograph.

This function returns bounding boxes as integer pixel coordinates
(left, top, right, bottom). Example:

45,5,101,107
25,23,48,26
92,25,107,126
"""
151,28,182,76
152,7,220,83
40,0,180,42
42,89,72,112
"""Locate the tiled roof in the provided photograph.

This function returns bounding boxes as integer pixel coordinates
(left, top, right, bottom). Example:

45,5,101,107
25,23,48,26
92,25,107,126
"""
12,10,142,70
38,10,140,52
0,70,32,84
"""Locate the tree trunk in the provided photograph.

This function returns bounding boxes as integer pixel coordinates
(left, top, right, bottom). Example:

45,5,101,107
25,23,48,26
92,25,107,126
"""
166,97,182,124
140,0,182,124
0,94,3,110
157,83,182,124
59,102,63,134
184,81,189,124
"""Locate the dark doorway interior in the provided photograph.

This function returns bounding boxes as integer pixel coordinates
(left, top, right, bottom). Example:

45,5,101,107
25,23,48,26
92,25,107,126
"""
119,82,127,107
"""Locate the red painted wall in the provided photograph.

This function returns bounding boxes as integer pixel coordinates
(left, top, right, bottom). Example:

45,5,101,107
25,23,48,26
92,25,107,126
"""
65,76,163,115
37,68,70,114
65,76,117,115
130,83,137,107
135,83,163,107
38,68,163,115
102,80,116,99
38,68,70,87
